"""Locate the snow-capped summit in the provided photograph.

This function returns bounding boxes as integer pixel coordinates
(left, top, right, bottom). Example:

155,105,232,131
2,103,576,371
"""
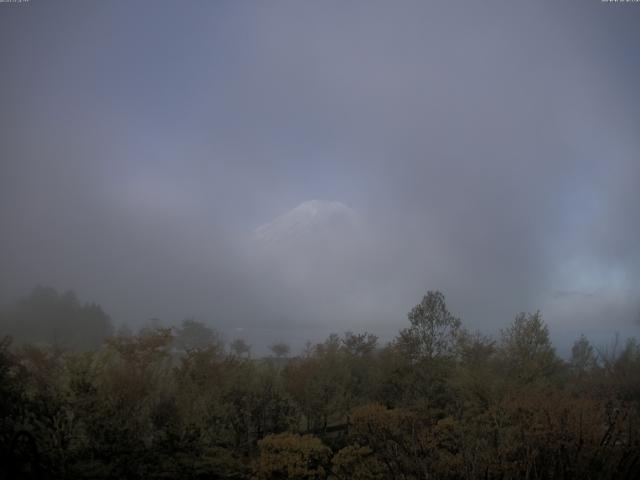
254,200,358,244
248,200,370,309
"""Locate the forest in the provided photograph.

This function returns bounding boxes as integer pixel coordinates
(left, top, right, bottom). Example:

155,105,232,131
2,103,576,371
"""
0,287,639,479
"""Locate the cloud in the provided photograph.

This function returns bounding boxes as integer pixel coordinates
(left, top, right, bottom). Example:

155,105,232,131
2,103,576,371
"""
0,1,639,351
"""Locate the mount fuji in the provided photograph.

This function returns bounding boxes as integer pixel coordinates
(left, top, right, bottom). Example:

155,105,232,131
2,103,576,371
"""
253,200,359,245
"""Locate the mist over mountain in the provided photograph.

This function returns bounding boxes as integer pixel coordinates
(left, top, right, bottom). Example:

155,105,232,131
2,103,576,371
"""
1,1,639,352
241,200,392,346
254,200,359,245
1,2,640,478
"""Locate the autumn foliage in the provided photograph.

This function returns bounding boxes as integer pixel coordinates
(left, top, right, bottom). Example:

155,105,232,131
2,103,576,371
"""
1,290,639,479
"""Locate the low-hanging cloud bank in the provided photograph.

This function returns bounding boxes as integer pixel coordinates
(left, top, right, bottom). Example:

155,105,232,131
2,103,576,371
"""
0,1,639,349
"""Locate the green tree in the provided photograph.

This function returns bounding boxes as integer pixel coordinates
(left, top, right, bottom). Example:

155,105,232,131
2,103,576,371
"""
396,291,462,361
0,286,113,350
331,444,386,480
284,334,351,432
174,318,223,353
342,331,378,356
269,342,291,359
570,334,598,376
0,336,25,466
500,311,560,384
253,433,331,480
230,338,251,358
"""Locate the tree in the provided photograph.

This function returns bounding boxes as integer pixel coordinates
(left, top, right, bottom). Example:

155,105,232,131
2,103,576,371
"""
0,286,113,350
396,291,462,361
342,332,378,356
455,330,498,412
500,311,559,383
0,336,25,457
174,318,223,352
600,336,640,402
348,404,427,478
570,334,598,376
253,433,331,480
230,338,251,358
269,342,291,359
331,444,386,480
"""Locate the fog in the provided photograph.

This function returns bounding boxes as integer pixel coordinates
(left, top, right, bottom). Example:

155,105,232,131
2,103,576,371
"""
1,0,639,353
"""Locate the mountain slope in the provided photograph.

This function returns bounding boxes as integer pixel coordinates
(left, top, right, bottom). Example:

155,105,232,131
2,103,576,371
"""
254,200,358,245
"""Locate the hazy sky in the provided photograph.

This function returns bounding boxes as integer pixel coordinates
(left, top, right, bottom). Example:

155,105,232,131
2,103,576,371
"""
1,1,639,351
